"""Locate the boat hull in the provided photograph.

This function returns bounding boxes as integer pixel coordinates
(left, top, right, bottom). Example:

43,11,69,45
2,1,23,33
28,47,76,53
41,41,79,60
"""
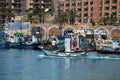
0,41,10,49
42,49,87,57
97,50,120,54
10,43,39,49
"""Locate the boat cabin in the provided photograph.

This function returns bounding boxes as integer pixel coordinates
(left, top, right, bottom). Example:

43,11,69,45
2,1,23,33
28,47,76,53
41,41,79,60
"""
14,32,24,43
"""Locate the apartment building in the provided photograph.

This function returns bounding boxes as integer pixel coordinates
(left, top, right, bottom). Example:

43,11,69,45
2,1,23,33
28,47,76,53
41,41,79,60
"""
29,0,53,13
0,0,119,23
0,0,28,23
59,0,120,23
0,0,54,23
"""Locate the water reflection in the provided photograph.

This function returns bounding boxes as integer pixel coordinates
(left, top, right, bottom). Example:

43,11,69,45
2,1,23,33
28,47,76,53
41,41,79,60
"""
0,49,120,80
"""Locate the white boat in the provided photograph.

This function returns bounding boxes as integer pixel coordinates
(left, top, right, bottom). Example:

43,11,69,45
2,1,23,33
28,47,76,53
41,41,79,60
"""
97,40,120,54
42,49,87,57
40,37,87,57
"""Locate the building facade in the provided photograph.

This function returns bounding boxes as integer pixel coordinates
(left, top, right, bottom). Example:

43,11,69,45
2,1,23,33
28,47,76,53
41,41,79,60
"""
0,0,120,23
59,0,120,23
0,0,55,23
0,0,28,23
29,0,53,10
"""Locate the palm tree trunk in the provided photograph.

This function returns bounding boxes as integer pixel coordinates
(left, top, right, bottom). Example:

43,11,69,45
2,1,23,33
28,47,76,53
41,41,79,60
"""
8,0,12,22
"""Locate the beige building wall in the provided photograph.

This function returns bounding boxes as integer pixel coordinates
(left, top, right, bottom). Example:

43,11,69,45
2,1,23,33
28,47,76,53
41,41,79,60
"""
59,0,120,23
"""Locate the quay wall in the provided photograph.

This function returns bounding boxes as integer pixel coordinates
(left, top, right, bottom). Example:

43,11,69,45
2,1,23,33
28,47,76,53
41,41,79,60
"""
8,23,120,39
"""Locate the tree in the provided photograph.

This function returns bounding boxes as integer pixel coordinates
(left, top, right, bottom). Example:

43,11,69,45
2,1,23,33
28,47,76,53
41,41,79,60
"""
0,3,15,23
90,19,96,26
66,9,77,24
25,8,34,23
55,11,68,36
99,17,108,26
99,14,117,39
25,7,50,24
99,14,117,26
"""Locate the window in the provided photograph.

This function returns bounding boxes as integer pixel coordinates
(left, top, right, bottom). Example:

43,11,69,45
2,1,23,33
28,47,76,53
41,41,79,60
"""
99,6,102,10
14,0,21,2
112,12,116,15
104,13,109,16
78,3,82,6
84,19,88,23
72,3,76,6
59,4,64,7
90,2,93,5
66,4,69,7
91,7,93,11
84,14,88,17
104,7,109,10
112,0,117,3
119,12,120,16
104,0,109,4
83,2,88,6
66,0,70,1
111,6,117,10
78,8,82,11
84,8,88,11
78,19,81,22
99,13,102,16
0,0,6,1
34,0,39,2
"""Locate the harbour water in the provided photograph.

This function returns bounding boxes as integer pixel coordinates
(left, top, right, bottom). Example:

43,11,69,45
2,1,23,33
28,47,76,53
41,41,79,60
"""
0,49,120,80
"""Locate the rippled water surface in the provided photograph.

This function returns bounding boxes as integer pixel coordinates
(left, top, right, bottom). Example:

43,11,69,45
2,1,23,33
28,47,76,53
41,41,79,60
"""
0,49,120,80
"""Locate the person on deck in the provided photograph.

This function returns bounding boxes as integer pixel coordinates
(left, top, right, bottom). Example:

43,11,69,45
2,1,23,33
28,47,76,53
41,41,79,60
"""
52,39,56,50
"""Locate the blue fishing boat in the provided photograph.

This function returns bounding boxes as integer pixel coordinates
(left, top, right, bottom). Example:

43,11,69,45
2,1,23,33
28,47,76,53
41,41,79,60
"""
0,32,10,48
10,32,40,49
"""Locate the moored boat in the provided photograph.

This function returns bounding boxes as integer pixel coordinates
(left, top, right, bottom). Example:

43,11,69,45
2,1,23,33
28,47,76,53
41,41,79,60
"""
0,32,10,49
97,46,120,54
10,32,40,49
97,50,120,54
97,40,120,54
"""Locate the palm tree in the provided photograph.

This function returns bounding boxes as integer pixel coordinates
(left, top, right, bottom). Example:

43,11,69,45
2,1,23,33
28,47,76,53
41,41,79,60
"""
5,8,15,22
99,14,117,39
90,19,96,50
25,8,34,23
99,17,108,26
0,4,15,23
55,11,68,36
66,9,77,24
37,9,45,23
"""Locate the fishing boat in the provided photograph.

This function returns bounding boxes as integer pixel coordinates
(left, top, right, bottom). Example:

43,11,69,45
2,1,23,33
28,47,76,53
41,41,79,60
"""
10,32,40,49
97,40,120,54
41,49,86,57
0,32,10,49
97,46,120,54
20,42,39,49
40,37,87,57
